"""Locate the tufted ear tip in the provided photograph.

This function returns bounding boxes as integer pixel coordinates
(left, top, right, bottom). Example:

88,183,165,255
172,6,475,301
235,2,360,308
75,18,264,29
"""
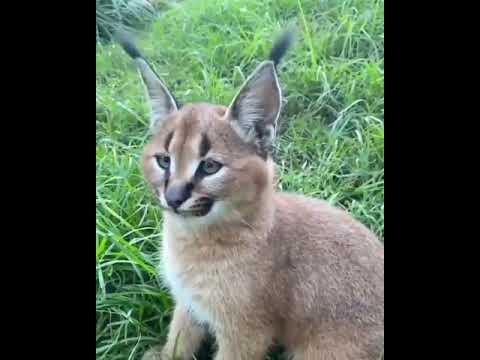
269,30,295,68
116,31,179,132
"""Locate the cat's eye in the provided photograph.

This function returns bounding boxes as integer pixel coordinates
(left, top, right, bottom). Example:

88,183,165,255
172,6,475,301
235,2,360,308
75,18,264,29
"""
200,159,222,175
155,154,171,170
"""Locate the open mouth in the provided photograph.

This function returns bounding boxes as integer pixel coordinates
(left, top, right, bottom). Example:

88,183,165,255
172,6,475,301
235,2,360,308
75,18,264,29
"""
177,198,213,217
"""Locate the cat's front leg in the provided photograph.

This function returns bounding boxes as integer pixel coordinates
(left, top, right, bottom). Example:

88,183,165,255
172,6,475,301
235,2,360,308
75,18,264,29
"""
213,325,273,360
143,303,206,360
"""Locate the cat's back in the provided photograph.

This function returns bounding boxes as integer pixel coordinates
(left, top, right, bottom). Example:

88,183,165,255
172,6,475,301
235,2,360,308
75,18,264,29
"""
272,192,383,255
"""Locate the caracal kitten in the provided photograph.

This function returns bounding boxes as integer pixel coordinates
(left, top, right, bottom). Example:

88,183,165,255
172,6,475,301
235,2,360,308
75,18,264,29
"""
118,32,384,360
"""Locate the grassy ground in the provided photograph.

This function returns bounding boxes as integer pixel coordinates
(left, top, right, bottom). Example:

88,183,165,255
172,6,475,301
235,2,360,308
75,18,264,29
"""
96,0,384,359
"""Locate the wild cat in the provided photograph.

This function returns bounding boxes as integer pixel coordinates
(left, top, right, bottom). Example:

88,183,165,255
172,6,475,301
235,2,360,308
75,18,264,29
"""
117,32,384,360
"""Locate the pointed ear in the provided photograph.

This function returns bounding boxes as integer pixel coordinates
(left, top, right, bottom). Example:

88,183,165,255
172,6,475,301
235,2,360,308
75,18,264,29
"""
135,58,178,132
226,61,282,156
115,32,179,131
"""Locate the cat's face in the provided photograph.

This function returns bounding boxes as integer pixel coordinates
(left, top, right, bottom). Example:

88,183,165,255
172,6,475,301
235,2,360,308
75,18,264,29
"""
142,102,273,223
123,43,283,224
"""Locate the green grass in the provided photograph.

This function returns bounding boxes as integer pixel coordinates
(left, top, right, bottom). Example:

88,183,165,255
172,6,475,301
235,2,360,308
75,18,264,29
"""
96,0,172,41
96,0,384,359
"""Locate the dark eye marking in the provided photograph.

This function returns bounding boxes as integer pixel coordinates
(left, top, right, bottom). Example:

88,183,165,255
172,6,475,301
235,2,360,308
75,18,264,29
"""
164,131,174,151
199,133,211,158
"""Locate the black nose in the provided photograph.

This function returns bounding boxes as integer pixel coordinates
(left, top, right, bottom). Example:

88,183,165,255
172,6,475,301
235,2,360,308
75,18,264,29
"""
165,182,193,210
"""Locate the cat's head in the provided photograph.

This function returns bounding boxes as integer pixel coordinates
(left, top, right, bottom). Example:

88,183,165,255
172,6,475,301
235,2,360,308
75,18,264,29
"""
119,32,292,224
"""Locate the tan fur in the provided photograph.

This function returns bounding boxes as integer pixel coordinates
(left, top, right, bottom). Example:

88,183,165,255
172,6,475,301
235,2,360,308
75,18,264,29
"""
141,103,384,360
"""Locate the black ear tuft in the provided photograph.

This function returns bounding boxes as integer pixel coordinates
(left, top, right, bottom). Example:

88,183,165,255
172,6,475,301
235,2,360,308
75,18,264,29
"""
114,30,143,59
115,31,182,111
269,31,294,68
114,31,181,130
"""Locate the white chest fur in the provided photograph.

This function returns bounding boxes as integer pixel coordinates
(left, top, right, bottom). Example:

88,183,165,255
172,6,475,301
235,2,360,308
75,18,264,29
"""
160,218,260,329
160,241,214,325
